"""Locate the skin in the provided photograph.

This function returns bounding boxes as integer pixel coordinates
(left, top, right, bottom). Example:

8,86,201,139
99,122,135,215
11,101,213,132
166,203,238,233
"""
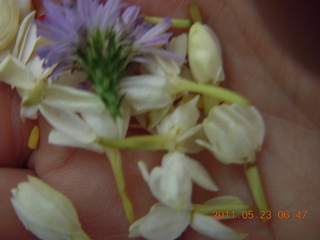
1,0,320,239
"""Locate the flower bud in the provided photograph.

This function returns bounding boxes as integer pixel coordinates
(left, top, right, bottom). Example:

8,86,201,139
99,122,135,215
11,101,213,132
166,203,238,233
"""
0,0,19,51
197,104,265,164
188,22,224,85
11,176,91,240
120,74,173,114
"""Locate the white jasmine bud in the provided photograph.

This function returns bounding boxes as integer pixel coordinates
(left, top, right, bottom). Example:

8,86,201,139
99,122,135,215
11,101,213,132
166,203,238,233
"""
197,104,265,164
188,22,225,85
120,74,173,114
0,0,19,51
11,176,92,240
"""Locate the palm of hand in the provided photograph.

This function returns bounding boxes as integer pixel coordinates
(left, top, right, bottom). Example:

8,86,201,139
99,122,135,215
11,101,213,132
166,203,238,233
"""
1,0,319,240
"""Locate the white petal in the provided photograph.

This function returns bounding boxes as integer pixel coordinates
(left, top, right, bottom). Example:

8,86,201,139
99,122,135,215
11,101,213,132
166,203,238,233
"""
39,105,96,143
43,85,105,114
183,154,218,192
54,70,88,88
137,161,150,182
0,55,34,90
151,152,193,210
203,104,265,164
156,95,199,135
190,213,248,240
167,33,188,61
152,55,181,76
48,130,105,153
11,176,90,240
13,11,37,64
16,0,32,19
188,23,225,85
81,102,130,139
129,203,191,240
177,124,206,153
120,75,172,114
140,34,187,77
0,1,19,51
26,54,53,79
135,103,172,131
20,103,38,119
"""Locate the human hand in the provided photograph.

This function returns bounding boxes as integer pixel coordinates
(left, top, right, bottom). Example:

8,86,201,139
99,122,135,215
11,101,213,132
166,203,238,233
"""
1,0,320,240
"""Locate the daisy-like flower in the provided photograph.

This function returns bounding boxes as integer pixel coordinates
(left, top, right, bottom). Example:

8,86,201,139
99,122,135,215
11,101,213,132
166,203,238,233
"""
37,0,180,118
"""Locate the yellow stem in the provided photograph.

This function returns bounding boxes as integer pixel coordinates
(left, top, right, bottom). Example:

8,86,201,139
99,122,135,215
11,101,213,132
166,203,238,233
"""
188,2,203,23
245,162,269,222
170,77,250,106
99,134,172,151
203,95,219,116
144,16,192,28
106,149,134,223
193,204,252,216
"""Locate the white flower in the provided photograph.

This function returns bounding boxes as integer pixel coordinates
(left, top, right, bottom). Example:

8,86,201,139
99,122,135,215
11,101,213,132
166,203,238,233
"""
138,151,218,211
11,176,92,240
0,1,19,51
197,103,265,164
0,56,104,119
135,103,172,130
121,34,187,116
188,22,225,85
140,33,187,77
0,55,128,153
156,95,205,153
120,74,173,114
0,0,33,59
129,203,247,240
48,100,131,153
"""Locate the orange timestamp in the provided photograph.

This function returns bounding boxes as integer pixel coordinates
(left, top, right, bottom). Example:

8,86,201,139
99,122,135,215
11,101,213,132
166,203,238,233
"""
211,210,308,220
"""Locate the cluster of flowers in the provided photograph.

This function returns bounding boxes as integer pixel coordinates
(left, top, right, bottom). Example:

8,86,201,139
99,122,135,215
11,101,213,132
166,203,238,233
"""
0,0,267,240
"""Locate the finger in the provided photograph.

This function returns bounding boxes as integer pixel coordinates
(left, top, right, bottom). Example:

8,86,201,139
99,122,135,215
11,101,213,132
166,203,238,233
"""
0,83,36,167
0,168,37,240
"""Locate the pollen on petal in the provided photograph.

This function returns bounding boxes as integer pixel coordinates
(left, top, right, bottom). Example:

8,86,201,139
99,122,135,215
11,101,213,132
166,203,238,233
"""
28,125,39,150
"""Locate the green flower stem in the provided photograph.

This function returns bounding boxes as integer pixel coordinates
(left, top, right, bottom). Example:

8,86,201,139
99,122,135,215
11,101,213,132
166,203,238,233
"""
22,81,45,107
245,162,269,221
144,16,192,28
106,149,134,223
188,2,203,23
203,95,219,116
193,204,252,217
170,77,250,106
99,134,172,151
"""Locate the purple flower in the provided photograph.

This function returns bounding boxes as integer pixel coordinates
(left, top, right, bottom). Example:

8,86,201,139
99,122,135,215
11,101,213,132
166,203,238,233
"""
36,0,181,118
37,0,178,73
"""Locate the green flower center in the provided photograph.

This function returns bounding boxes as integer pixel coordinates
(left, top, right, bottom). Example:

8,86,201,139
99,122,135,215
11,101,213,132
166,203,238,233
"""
76,29,134,118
